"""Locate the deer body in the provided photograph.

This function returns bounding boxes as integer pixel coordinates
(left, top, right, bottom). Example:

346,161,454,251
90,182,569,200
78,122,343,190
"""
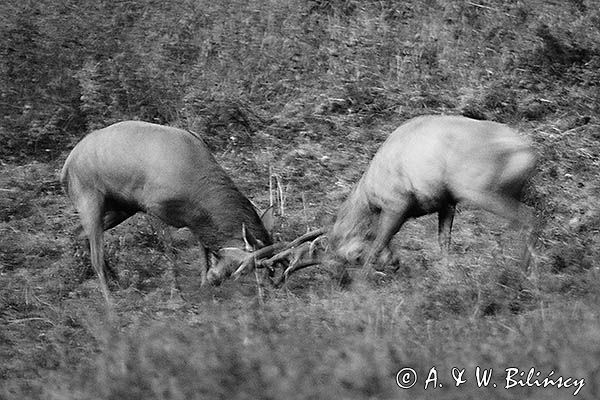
330,115,536,270
61,121,272,302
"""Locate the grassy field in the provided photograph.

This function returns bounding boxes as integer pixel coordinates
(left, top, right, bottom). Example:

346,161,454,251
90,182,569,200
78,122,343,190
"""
2,116,599,399
1,1,600,399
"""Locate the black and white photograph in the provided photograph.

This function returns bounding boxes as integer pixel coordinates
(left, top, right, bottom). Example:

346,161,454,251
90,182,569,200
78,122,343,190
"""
1,1,598,398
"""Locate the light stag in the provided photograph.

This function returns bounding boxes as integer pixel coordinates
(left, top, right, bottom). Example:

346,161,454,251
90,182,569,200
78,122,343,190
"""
61,121,305,303
329,115,537,273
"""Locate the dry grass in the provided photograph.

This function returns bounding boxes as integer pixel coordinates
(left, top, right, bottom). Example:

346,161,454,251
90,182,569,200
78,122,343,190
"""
2,117,600,399
2,1,600,399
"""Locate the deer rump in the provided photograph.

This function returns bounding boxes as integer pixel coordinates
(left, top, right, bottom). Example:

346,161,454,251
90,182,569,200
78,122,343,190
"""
330,115,537,270
61,121,272,302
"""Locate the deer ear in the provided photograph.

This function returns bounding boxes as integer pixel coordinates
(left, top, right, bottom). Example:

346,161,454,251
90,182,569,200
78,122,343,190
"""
242,223,262,251
260,206,275,235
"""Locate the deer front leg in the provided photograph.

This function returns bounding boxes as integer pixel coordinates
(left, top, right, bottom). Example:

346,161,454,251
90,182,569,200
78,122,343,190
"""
363,208,407,274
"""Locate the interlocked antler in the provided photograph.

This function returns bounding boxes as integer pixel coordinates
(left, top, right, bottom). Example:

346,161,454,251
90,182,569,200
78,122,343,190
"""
232,227,328,283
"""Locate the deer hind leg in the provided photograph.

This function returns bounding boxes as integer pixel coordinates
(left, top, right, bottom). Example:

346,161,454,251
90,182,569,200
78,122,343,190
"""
459,189,536,271
75,194,112,305
438,203,456,254
363,207,408,274
75,209,133,279
101,210,135,281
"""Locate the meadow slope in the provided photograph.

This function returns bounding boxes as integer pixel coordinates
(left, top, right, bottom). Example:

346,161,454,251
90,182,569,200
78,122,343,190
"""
1,1,599,399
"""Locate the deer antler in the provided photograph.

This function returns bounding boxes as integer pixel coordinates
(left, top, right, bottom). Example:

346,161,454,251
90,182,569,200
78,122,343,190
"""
232,227,327,280
271,260,321,287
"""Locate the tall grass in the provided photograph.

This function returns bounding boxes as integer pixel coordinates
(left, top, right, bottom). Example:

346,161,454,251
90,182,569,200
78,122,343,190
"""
1,1,599,399
44,283,600,400
1,0,598,159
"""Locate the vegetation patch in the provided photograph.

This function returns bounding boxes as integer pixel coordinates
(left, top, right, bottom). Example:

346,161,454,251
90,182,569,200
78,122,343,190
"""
1,1,599,399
